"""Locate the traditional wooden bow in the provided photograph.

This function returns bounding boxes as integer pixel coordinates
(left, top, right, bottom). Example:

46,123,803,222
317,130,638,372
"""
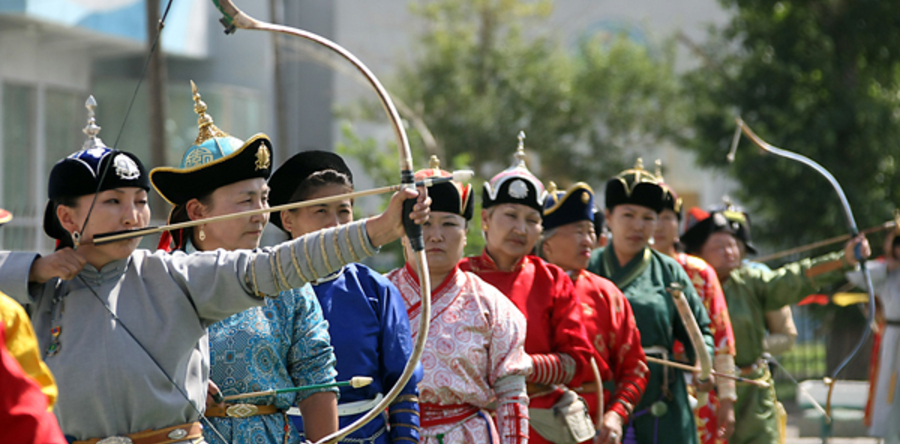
210,2,432,443
731,117,877,427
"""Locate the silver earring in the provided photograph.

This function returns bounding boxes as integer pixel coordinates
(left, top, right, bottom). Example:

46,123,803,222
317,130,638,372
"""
198,226,206,241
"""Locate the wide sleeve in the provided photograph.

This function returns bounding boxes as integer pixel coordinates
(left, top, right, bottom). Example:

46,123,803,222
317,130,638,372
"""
285,285,338,403
374,274,421,444
607,288,648,421
0,252,42,305
486,284,532,384
547,274,595,387
0,295,58,407
758,250,852,311
846,260,887,290
162,220,379,324
699,264,735,357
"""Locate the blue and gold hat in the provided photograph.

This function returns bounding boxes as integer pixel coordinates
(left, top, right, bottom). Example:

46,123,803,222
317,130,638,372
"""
605,158,665,213
416,155,474,220
268,150,354,231
482,131,546,213
542,181,595,231
150,81,272,206
43,96,150,244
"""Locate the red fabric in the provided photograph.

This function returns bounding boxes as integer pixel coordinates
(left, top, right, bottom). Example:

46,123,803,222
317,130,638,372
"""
0,325,66,444
419,404,480,428
460,252,594,388
671,253,736,444
572,270,648,423
864,320,884,427
798,294,830,306
497,398,528,444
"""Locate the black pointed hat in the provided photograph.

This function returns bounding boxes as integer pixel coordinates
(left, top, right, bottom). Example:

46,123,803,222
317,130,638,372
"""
416,155,474,220
482,131,545,213
542,182,596,231
605,158,665,213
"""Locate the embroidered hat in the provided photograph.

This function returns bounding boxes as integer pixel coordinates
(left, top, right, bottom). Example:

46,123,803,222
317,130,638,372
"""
267,150,354,231
43,96,150,244
605,158,665,213
542,181,596,231
482,131,546,213
150,81,272,206
415,155,474,220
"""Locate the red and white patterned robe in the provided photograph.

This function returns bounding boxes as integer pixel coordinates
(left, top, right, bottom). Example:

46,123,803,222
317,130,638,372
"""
672,253,736,444
388,264,531,444
460,252,596,444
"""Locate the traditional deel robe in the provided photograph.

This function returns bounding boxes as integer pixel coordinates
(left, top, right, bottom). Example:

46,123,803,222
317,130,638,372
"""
460,251,595,444
570,270,648,431
0,291,58,408
204,241,336,444
0,324,66,444
848,260,900,440
587,245,714,444
722,251,850,444
387,264,530,444
0,220,376,442
294,263,421,444
671,253,736,444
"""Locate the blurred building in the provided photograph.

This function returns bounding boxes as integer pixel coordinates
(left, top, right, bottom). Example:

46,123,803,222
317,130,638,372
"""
0,0,735,253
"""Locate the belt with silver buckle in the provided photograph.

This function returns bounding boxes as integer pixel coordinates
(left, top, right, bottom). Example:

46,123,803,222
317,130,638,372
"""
205,403,280,418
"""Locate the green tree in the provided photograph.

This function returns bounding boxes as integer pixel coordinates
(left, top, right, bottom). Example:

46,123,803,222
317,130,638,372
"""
684,0,900,379
339,0,689,268
684,0,900,247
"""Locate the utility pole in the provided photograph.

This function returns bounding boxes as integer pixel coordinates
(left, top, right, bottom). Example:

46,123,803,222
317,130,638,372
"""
147,0,169,217
270,0,290,161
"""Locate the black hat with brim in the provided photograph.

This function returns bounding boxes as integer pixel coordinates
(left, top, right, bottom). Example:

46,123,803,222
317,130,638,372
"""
150,134,272,206
605,177,666,213
416,166,474,221
43,148,150,244
267,150,354,231
681,211,752,255
543,183,595,231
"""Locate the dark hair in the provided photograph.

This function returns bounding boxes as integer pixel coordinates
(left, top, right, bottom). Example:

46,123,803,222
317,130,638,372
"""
47,197,81,249
168,192,215,252
289,170,353,204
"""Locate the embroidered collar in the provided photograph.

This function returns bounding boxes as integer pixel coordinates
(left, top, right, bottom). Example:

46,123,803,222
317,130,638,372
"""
600,243,652,289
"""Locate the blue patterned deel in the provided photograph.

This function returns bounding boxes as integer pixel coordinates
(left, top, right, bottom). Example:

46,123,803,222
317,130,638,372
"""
204,284,337,444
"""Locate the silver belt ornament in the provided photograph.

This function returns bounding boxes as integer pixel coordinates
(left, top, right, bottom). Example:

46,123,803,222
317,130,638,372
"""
95,427,189,444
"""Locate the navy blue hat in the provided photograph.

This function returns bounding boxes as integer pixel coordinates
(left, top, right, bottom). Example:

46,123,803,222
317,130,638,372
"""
482,131,545,213
150,81,272,206
416,155,474,220
44,96,150,245
268,150,354,231
542,182,595,231
605,158,665,213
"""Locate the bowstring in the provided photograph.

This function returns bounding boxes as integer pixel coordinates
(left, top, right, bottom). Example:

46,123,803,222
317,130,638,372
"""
70,1,233,441
78,0,175,243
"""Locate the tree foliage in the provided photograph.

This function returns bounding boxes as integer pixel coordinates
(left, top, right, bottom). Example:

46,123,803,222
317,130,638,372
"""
338,0,688,268
684,0,900,248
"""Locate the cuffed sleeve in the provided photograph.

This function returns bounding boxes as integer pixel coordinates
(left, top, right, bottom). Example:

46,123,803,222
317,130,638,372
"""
495,374,529,444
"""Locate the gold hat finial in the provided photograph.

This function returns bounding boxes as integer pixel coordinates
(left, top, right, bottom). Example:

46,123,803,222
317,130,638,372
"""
722,195,736,211
81,95,106,150
655,159,664,181
514,130,527,168
430,155,441,170
191,80,228,145
548,181,558,194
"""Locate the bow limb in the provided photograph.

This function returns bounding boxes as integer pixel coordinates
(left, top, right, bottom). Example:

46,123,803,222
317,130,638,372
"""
667,284,713,406
212,2,429,443
733,117,877,420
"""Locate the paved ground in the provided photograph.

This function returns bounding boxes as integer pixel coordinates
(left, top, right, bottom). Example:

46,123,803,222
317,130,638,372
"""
784,407,879,444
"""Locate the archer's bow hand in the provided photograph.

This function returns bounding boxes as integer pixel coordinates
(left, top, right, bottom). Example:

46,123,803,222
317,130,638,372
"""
366,187,431,247
843,235,871,266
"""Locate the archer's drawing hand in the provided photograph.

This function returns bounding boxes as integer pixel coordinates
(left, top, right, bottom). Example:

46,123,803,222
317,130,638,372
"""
29,248,86,283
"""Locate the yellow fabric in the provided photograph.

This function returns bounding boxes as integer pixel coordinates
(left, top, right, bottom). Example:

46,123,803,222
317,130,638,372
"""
0,291,58,408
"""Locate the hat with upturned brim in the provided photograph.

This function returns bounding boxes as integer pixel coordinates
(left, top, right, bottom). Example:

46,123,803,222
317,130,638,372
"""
150,81,272,206
681,208,758,255
267,150,355,232
542,181,595,231
482,131,546,214
415,155,474,221
605,158,666,213
43,96,151,247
